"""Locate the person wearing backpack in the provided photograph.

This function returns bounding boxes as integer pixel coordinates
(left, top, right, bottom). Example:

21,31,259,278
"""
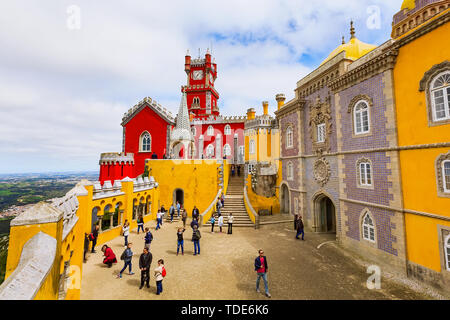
192,225,201,255
139,247,152,289
90,224,100,253
122,220,130,247
169,204,175,223
295,215,305,241
154,259,166,295
144,227,153,250
137,215,144,234
117,242,134,278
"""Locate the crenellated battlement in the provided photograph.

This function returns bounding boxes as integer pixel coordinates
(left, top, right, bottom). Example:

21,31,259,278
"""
99,152,135,165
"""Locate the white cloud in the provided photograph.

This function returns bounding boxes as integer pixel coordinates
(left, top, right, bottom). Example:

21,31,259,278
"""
0,0,403,173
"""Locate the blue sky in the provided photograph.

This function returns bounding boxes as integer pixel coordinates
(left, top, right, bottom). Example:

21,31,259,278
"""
0,0,403,174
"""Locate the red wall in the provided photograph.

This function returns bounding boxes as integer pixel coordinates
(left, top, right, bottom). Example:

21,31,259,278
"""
124,106,171,176
99,162,135,184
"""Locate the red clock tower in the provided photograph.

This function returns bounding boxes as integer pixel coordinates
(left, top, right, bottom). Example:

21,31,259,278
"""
183,49,220,120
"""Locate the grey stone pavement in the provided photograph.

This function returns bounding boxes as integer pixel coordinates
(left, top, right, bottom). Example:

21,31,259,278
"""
80,218,431,300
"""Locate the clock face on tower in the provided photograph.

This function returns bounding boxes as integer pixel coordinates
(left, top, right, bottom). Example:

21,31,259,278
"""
192,70,204,80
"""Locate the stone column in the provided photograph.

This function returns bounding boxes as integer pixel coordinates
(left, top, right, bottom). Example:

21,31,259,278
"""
216,134,222,160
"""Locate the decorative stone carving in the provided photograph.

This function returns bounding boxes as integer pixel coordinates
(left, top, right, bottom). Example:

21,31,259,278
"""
347,94,374,113
313,157,331,187
309,96,332,154
436,151,450,198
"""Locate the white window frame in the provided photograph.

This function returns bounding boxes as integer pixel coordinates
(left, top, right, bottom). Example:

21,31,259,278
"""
249,139,255,155
431,71,450,122
362,211,376,243
206,144,214,158
140,131,151,152
443,160,450,193
286,126,293,148
223,144,231,156
224,125,231,136
354,100,371,135
191,126,196,136
207,125,214,136
317,123,325,143
359,162,372,187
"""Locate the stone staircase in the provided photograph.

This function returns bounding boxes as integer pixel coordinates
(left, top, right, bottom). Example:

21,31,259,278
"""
204,175,254,228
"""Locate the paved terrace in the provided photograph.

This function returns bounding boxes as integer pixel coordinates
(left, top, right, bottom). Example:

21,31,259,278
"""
81,219,431,300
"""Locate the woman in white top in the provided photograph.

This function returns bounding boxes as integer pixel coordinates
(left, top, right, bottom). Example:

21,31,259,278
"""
154,259,165,295
122,220,130,247
218,214,224,233
227,213,234,234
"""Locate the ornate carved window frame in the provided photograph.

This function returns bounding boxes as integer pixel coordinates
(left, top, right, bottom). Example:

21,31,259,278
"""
419,61,450,126
348,95,373,137
309,96,332,154
224,124,231,136
436,151,450,198
356,157,374,190
287,161,294,181
359,209,377,247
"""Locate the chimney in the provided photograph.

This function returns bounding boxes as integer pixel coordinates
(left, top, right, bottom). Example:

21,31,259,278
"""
262,101,269,116
276,94,286,110
247,108,256,120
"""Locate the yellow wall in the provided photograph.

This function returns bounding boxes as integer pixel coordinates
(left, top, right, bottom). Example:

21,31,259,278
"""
146,160,223,216
394,13,450,273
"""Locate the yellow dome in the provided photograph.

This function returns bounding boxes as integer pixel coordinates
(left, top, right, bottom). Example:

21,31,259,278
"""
401,0,416,11
320,37,376,66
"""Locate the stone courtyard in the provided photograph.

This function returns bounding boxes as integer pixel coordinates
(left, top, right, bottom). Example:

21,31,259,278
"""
80,218,432,300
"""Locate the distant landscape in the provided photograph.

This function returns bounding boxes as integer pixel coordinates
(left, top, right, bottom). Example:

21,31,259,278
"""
0,171,98,284
0,171,98,213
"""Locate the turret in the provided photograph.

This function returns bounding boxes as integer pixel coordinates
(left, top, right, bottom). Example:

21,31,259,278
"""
247,108,256,120
276,94,286,110
262,101,269,116
185,50,191,75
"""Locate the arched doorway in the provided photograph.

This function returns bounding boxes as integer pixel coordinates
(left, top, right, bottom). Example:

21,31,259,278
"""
280,184,290,214
173,189,184,206
314,194,336,233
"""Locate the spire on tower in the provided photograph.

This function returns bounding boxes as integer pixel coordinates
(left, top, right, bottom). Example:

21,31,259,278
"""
350,20,356,39
342,36,345,44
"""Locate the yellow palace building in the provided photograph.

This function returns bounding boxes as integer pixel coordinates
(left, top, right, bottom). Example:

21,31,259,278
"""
392,0,450,288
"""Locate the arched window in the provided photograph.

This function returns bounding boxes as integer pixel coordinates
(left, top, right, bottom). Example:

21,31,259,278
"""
207,125,214,136
224,125,231,136
354,101,370,134
249,139,256,155
443,160,450,193
286,126,293,148
358,159,373,187
223,144,231,156
362,211,375,243
191,126,196,136
140,132,151,152
206,144,214,158
445,235,450,271
431,72,450,121
287,162,294,181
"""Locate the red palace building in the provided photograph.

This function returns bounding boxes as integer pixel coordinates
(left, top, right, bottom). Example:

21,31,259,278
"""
98,49,245,184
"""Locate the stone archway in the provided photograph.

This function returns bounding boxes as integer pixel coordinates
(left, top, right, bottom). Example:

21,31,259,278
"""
280,183,290,214
313,194,336,233
173,188,184,206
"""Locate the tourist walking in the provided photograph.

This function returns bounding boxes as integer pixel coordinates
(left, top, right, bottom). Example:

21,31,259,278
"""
160,206,166,225
192,206,200,221
216,198,221,216
90,224,100,253
139,247,152,289
122,220,130,246
227,213,234,234
176,201,181,217
169,204,175,223
254,249,271,298
154,259,166,295
232,165,235,176
144,227,153,250
221,193,225,207
137,215,144,234
156,210,163,230
181,209,187,227
237,165,241,177
118,242,134,278
218,214,224,233
296,215,305,240
101,244,117,268
210,215,216,233
294,214,299,230
177,228,185,256
192,225,201,255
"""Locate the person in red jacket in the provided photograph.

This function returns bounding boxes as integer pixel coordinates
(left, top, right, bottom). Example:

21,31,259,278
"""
101,244,117,268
